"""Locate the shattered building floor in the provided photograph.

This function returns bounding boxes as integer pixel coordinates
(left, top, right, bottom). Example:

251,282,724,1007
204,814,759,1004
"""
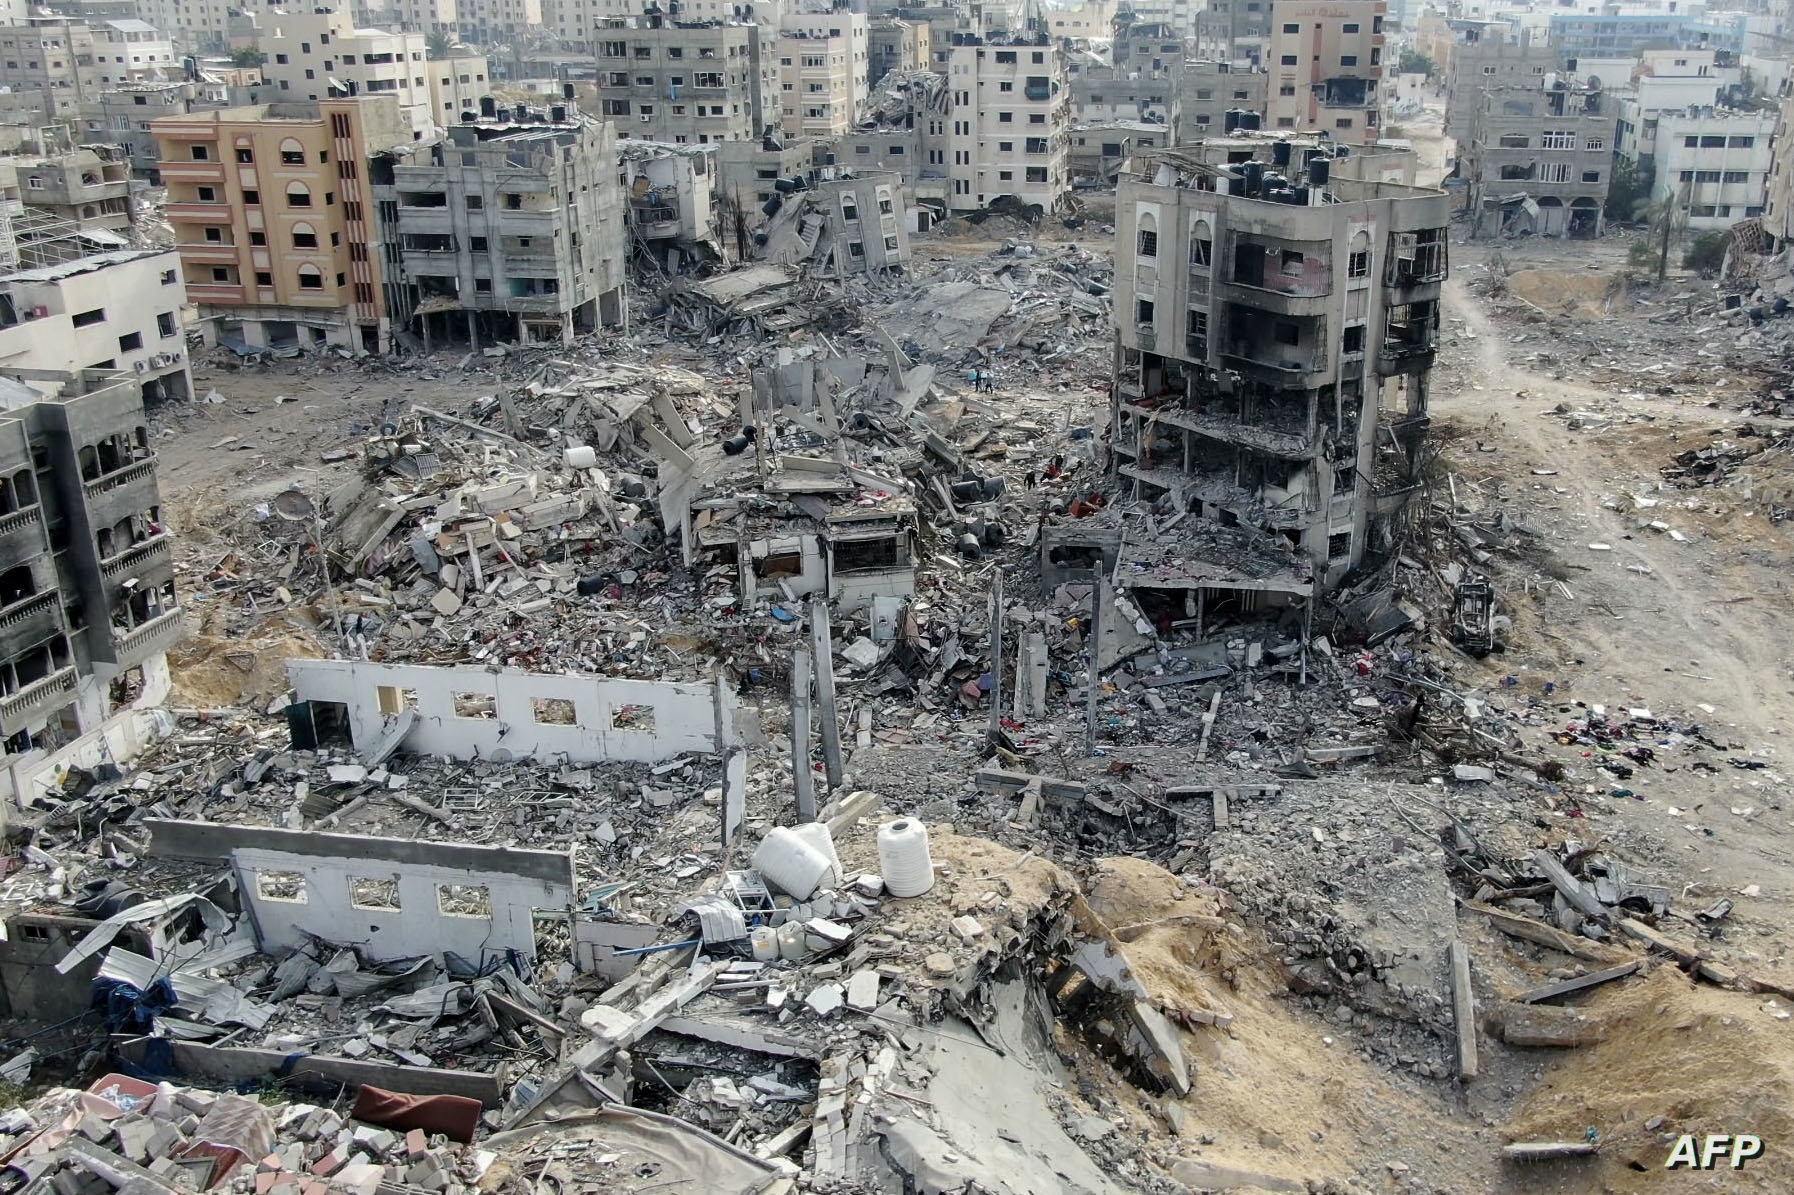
3,199,1794,1195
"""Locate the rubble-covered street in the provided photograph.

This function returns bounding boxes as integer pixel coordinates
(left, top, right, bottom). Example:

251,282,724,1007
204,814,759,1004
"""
6,144,1794,1195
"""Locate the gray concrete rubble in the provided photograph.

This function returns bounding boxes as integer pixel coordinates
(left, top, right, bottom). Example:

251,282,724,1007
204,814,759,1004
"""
11,132,1790,1195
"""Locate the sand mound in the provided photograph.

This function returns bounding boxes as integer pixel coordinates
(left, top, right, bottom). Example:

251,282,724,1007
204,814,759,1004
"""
1505,267,1632,319
1505,966,1794,1187
168,613,325,709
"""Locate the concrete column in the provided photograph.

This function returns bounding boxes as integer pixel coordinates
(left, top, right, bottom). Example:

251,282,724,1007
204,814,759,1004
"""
808,598,843,791
790,646,815,822
1085,566,1101,756
1014,630,1047,720
986,567,1003,747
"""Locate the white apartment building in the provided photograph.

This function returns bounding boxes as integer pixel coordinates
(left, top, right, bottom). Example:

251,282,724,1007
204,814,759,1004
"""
93,21,177,87
0,248,192,403
782,9,868,107
944,34,1070,217
264,8,433,138
427,52,489,122
777,16,866,138
1652,107,1776,229
360,0,460,35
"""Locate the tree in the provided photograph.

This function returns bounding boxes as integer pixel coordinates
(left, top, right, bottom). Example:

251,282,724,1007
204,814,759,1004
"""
1683,231,1729,275
426,31,454,59
1604,156,1653,224
229,45,266,67
1628,189,1688,285
1399,49,1435,78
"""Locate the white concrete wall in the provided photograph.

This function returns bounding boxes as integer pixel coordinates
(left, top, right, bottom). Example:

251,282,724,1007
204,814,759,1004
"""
287,659,735,764
235,842,569,964
3,666,173,809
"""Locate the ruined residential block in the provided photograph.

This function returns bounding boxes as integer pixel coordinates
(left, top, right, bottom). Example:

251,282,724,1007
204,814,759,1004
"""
1110,142,1448,589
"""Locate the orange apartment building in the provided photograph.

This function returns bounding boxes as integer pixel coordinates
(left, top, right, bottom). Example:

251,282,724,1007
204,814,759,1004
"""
151,95,412,354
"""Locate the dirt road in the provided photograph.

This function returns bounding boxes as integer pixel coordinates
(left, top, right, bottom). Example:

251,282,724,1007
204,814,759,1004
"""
1437,269,1794,975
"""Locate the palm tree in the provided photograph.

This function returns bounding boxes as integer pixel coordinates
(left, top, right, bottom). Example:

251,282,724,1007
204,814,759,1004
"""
1628,185,1688,285
426,31,454,60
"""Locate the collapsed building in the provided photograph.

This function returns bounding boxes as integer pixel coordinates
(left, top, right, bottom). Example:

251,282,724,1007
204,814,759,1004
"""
1463,73,1612,239
1107,139,1449,587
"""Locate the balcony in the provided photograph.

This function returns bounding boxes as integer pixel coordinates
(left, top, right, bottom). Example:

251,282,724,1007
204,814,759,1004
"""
185,282,246,303
1118,399,1315,460
176,242,239,263
0,591,64,647
0,665,78,733
113,607,184,667
495,207,558,233
101,534,173,581
165,201,231,221
0,506,47,563
501,292,569,313
84,458,158,504
159,161,225,183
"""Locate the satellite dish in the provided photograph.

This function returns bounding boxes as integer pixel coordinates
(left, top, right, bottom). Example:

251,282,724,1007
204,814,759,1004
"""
271,489,316,522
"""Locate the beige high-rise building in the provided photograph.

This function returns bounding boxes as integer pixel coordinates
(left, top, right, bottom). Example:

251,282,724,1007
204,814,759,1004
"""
264,8,434,138
458,0,543,44
596,18,777,145
1266,0,1385,143
152,95,413,353
426,51,490,123
944,32,1070,217
0,21,104,119
777,16,865,138
869,17,928,85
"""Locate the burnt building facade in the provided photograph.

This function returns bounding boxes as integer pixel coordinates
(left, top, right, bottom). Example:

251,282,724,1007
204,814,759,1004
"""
1108,142,1448,585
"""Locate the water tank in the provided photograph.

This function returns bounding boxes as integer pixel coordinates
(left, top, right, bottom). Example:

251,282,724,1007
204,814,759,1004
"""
1272,140,1291,167
479,95,496,118
1309,157,1330,187
513,103,529,122
1241,160,1264,196
551,105,567,122
563,82,576,99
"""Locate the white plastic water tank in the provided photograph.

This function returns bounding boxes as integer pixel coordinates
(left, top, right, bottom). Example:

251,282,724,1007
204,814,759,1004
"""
789,821,843,889
564,444,598,469
877,819,935,898
752,827,833,900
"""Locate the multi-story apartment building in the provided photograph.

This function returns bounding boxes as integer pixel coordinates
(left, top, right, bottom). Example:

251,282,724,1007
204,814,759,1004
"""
778,19,864,137
1176,59,1267,138
0,147,134,235
1650,106,1776,229
1443,38,1555,144
869,17,930,85
1045,0,1118,42
1266,0,1385,143
356,0,460,36
1108,141,1449,583
0,20,104,119
459,0,545,44
0,371,183,771
92,19,177,86
1194,0,1269,62
944,32,1071,217
783,8,869,104
427,50,491,124
376,100,627,348
596,18,777,145
264,8,434,139
1547,12,1746,60
85,78,271,181
1111,19,1183,77
620,141,717,270
0,244,192,403
1068,119,1169,185
1070,64,1179,140
716,134,823,230
1463,74,1613,238
153,95,413,353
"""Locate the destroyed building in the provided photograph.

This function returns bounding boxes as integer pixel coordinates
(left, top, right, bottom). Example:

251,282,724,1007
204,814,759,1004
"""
757,169,913,278
0,372,181,798
375,99,627,349
1108,141,1448,584
618,140,722,275
1463,73,1611,238
1441,37,1556,145
1070,64,1181,141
